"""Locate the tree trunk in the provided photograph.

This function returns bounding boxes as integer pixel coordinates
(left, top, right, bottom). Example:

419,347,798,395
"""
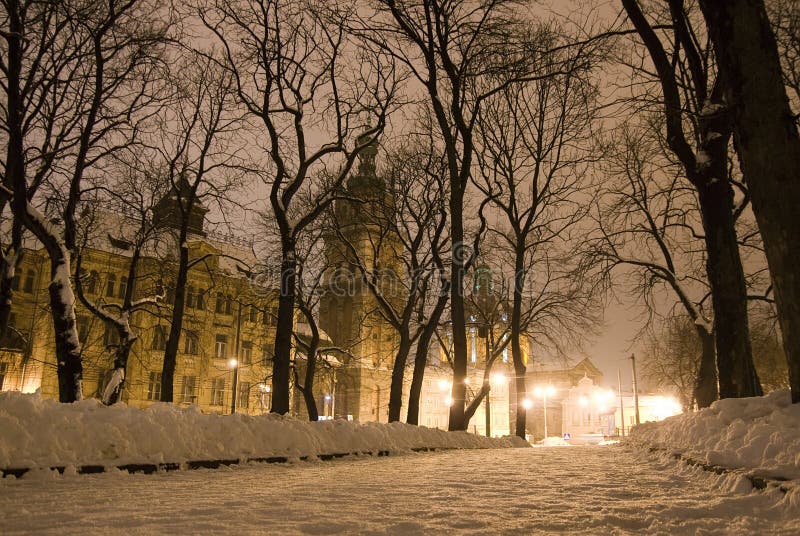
464,382,489,423
271,245,296,414
300,309,320,421
160,237,189,403
103,337,135,405
511,253,528,439
698,0,800,403
388,333,413,422
48,254,83,402
0,251,17,343
406,288,449,425
696,177,761,398
448,187,468,431
693,325,718,408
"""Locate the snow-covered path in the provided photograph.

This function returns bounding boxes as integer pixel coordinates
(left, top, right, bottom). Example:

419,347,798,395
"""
1,445,797,535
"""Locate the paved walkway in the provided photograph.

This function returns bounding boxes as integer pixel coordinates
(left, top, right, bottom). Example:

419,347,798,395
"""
1,445,797,534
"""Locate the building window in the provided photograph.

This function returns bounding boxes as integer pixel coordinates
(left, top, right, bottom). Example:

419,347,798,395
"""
196,288,204,309
147,372,162,400
184,330,199,355
470,328,477,363
263,306,278,326
76,315,90,343
87,270,99,294
118,276,128,299
106,274,117,297
215,334,227,358
151,325,167,351
186,285,195,309
104,322,120,347
215,294,225,314
238,381,250,409
10,271,20,291
23,269,35,293
261,344,272,365
248,306,258,323
0,361,8,390
180,375,197,403
240,341,252,364
225,295,233,315
211,378,225,406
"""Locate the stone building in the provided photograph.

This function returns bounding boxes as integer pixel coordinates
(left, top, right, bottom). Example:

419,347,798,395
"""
0,188,278,415
318,134,401,422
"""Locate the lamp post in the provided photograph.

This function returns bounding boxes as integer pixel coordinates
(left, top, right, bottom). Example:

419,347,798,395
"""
534,385,556,439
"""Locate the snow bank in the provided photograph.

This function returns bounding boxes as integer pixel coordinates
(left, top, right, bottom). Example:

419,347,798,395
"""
0,392,528,470
628,390,800,480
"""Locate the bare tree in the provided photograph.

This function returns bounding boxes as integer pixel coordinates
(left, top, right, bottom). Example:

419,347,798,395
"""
146,54,245,403
621,0,761,400
200,0,397,414
1,0,171,401
473,26,601,437
641,315,701,411
73,164,165,405
331,135,450,423
591,123,718,408
695,0,800,403
354,0,595,430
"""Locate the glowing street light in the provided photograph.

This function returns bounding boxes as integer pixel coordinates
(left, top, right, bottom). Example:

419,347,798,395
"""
533,385,556,439
521,398,533,410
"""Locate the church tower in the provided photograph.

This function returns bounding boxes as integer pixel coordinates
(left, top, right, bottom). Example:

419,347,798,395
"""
319,134,400,422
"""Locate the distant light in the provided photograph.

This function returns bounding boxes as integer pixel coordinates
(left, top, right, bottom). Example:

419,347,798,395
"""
653,396,682,420
228,358,238,368
259,383,271,393
534,385,555,397
438,379,450,391
579,396,588,407
464,378,471,385
444,396,453,407
490,372,507,386
521,398,533,410
324,395,331,401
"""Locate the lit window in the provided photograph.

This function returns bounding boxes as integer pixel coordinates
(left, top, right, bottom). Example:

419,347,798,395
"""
215,334,228,358
184,331,199,355
237,381,250,409
240,341,252,364
180,375,197,403
211,378,225,406
147,372,162,400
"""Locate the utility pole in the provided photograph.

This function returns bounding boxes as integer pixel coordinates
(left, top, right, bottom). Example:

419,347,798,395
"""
630,354,640,426
617,369,626,437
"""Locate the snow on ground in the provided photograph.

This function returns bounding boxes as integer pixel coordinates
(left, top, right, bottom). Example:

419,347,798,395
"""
2,391,800,533
1,446,798,535
628,390,800,480
0,392,525,470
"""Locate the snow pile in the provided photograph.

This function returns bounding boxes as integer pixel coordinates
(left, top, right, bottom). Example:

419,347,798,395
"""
539,436,571,447
628,390,800,480
0,392,528,470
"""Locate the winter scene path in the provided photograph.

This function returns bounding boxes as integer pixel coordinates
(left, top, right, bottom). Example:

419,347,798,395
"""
2,445,797,535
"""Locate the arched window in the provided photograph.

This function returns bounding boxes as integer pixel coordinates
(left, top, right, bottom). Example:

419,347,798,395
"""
23,269,35,293
106,274,117,297
118,276,128,299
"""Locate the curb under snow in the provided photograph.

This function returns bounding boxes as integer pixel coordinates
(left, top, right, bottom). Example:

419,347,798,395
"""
0,392,528,477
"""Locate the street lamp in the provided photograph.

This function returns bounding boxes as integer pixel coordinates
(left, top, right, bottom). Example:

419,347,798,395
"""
533,385,556,439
